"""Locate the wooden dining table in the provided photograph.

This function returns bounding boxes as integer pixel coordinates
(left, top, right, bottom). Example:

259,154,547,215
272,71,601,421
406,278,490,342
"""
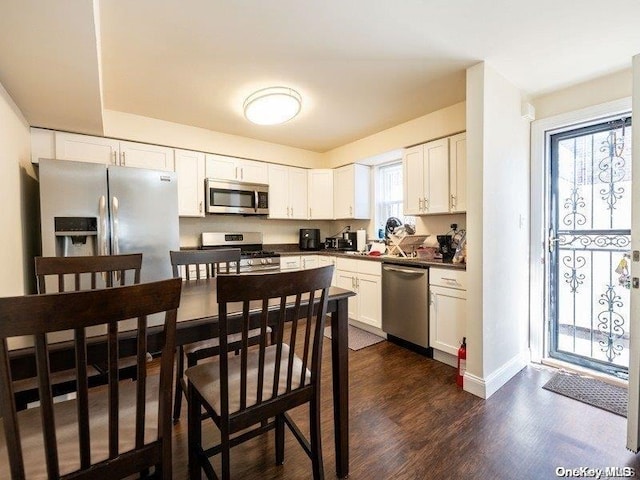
7,278,355,479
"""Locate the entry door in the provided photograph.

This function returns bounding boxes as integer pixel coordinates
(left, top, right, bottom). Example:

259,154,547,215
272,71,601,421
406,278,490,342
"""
549,117,632,376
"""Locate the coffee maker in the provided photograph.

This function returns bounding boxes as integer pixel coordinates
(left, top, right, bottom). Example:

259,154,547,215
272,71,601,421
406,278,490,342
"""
299,228,321,251
437,235,454,261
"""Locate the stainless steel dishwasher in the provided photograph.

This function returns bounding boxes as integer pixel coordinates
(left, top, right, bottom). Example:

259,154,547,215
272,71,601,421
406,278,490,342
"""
382,263,430,351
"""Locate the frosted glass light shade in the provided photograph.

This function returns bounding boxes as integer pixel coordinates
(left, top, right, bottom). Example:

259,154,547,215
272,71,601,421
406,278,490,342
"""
243,87,302,125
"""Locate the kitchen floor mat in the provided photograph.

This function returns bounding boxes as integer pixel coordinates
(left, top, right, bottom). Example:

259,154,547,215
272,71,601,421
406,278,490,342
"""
324,324,385,351
542,371,627,417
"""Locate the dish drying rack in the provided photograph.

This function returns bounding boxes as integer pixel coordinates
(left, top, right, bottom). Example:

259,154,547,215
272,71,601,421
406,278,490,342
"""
387,233,429,257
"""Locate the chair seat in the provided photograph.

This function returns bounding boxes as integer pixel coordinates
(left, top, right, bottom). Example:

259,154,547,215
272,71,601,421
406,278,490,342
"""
182,327,271,356
186,344,311,415
0,377,159,479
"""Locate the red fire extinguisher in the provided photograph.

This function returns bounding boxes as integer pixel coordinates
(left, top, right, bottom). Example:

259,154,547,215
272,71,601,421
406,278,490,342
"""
457,337,466,387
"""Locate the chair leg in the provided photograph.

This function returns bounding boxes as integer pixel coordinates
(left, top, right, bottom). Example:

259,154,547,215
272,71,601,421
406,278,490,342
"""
275,413,285,465
173,346,185,422
187,382,201,479
221,427,231,480
310,398,324,480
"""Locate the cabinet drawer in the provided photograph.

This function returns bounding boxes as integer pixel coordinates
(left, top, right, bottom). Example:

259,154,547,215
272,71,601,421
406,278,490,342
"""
335,257,359,273
358,260,381,276
429,268,466,290
280,256,301,270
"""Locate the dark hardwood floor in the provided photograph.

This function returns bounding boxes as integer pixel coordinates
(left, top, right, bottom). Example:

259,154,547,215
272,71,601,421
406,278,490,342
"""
168,336,640,479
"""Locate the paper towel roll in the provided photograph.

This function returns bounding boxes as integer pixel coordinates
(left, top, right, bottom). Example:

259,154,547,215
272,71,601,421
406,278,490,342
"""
356,229,367,252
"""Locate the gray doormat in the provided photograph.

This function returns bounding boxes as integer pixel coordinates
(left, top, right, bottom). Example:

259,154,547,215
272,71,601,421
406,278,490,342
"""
542,371,628,417
324,324,385,351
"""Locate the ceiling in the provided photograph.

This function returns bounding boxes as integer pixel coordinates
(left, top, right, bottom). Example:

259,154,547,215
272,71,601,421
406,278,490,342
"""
1,0,640,152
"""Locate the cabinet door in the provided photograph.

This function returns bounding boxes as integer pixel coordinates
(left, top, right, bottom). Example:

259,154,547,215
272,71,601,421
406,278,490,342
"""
308,169,334,219
301,255,319,269
175,149,205,217
119,141,174,171
239,159,268,184
352,164,371,219
268,164,290,219
280,256,301,271
449,132,467,213
318,256,337,286
288,167,308,219
205,153,238,181
54,132,119,165
429,285,466,355
333,165,354,219
403,145,424,215
357,273,382,328
336,270,358,320
424,138,449,214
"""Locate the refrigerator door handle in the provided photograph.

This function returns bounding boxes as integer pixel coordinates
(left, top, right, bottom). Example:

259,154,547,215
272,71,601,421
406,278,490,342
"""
111,196,120,281
99,195,107,256
112,196,120,255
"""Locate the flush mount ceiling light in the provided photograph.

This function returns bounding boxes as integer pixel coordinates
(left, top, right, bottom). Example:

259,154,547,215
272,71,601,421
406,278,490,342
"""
243,86,302,125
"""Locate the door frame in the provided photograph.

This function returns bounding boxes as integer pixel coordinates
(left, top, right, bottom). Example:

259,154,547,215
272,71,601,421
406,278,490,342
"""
529,97,632,364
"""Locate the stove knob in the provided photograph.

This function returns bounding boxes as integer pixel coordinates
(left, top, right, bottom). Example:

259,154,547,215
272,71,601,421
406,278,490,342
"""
266,258,272,264
261,259,267,265
247,259,254,266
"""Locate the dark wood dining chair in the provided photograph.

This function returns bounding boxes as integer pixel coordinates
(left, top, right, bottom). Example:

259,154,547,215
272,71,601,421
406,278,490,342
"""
13,254,145,410
170,249,271,422
185,265,334,480
0,278,182,480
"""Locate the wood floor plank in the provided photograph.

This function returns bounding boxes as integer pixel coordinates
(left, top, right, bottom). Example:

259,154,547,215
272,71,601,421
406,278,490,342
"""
167,336,640,479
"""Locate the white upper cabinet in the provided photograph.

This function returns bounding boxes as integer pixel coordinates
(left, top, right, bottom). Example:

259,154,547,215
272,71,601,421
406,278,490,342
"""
308,169,334,220
53,132,174,171
119,141,174,171
54,131,120,165
403,134,465,215
175,148,206,217
205,153,268,184
333,164,370,219
449,132,467,213
423,138,449,214
403,144,426,215
269,164,308,219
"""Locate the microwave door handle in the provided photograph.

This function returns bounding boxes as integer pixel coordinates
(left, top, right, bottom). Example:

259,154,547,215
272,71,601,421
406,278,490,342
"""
254,190,259,213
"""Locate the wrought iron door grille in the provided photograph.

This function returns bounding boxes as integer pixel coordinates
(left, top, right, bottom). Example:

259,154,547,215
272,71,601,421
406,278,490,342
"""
549,117,632,375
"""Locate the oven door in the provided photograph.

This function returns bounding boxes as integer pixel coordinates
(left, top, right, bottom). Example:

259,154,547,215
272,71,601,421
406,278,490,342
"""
206,179,269,215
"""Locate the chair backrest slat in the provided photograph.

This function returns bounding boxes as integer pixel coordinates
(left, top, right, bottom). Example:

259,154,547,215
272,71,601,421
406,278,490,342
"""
170,249,241,281
35,333,59,479
35,254,143,294
135,316,148,449
216,266,333,420
0,279,182,480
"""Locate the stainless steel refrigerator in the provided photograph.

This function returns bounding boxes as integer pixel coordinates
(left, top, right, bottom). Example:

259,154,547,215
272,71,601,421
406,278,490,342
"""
38,158,179,289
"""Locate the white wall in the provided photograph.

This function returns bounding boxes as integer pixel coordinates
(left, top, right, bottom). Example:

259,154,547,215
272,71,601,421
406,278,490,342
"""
0,81,35,296
532,68,631,120
324,102,466,168
465,62,529,398
102,109,324,169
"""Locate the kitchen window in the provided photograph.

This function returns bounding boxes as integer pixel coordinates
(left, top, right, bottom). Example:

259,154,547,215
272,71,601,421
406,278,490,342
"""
375,161,414,237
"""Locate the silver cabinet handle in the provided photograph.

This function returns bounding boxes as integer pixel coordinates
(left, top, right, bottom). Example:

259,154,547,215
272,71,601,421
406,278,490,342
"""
199,201,203,214
349,206,353,216
290,206,293,217
121,151,126,166
99,195,107,255
309,207,312,218
356,277,359,289
287,206,290,217
240,167,244,180
235,166,239,179
450,194,456,210
351,276,355,289
424,197,429,211
418,197,423,211
430,292,435,306
112,151,117,165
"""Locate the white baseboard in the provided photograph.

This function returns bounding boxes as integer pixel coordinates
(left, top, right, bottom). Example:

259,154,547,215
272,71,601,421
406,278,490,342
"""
433,349,457,368
348,319,387,338
463,353,527,399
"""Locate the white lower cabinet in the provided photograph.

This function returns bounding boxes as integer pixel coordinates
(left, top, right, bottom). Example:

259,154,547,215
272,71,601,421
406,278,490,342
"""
429,268,467,356
301,255,319,270
335,258,381,329
280,256,301,271
318,256,337,286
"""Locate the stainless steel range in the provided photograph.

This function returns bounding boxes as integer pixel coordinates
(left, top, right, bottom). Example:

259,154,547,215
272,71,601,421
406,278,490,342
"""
200,232,280,272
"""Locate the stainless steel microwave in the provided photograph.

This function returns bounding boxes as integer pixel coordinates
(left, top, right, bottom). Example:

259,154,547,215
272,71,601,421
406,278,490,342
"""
205,179,269,215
